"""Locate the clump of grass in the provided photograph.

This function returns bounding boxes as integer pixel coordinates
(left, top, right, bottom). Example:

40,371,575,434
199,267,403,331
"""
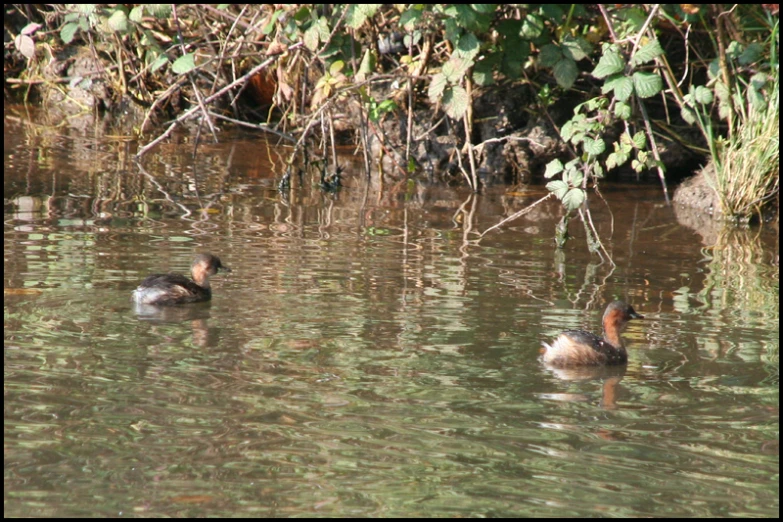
711,71,779,223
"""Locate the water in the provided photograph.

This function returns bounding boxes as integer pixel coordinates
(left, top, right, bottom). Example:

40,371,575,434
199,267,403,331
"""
4,112,779,517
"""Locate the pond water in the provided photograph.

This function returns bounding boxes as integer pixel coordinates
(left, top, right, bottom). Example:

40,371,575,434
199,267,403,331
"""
4,111,779,517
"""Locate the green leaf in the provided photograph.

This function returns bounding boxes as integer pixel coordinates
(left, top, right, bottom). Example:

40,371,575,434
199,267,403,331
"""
520,13,544,39
693,85,713,104
346,4,380,29
263,10,284,35
316,16,330,40
496,19,522,38
615,149,630,167
329,60,345,75
614,101,632,120
738,42,763,65
546,180,569,199
472,58,495,86
606,152,619,170
750,72,769,91
455,32,480,60
538,44,563,68
748,84,765,111
718,101,732,121
630,39,663,66
107,8,129,33
680,107,697,125
560,121,574,142
443,17,460,45
602,74,633,101
562,188,586,210
442,55,473,83
443,85,469,119
592,51,625,79
147,4,171,17
561,36,590,61
150,53,168,72
471,4,497,14
632,131,646,149
61,22,80,44
553,58,578,89
304,25,319,51
357,50,375,77
567,170,584,187
76,4,97,16
399,8,422,30
172,54,197,74
129,6,144,23
631,71,662,98
444,5,478,30
293,6,311,22
377,99,397,113
545,159,564,178
583,137,606,156
501,37,527,78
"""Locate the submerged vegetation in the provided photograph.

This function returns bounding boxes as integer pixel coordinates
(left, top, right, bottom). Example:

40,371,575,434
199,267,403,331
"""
4,4,779,233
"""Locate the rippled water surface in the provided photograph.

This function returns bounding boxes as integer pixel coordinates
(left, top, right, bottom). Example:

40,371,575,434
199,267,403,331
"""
4,115,779,517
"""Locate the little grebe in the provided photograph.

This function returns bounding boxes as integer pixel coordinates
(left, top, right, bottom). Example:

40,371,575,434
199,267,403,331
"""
542,301,643,367
131,253,231,306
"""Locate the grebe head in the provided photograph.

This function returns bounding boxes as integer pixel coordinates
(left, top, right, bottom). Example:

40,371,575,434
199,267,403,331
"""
191,253,231,287
602,301,643,347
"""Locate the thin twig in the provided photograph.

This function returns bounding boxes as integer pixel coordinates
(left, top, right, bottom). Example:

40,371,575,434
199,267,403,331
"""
136,42,301,159
480,193,553,237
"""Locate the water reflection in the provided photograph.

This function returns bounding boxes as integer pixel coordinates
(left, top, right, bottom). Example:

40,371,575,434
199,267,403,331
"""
3,124,778,517
542,365,627,410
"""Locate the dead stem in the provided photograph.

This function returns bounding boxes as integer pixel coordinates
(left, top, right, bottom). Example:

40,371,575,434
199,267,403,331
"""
480,193,554,237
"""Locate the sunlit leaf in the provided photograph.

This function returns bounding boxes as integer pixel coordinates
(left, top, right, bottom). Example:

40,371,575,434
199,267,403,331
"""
443,85,469,119
544,159,564,178
603,74,633,101
346,4,380,29
694,85,713,105
546,179,569,199
442,55,473,83
583,137,606,156
631,131,646,149
172,53,197,74
630,39,663,66
681,106,697,125
631,71,662,98
428,72,447,102
562,187,586,210
14,34,35,59
61,22,80,44
520,13,544,40
592,50,624,79
107,8,129,33
614,101,632,119
399,8,422,30
304,25,319,51
561,36,590,61
455,32,480,60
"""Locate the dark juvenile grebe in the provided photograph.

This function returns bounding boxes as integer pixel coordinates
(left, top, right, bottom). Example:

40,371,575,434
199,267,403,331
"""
542,301,644,367
131,253,231,306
